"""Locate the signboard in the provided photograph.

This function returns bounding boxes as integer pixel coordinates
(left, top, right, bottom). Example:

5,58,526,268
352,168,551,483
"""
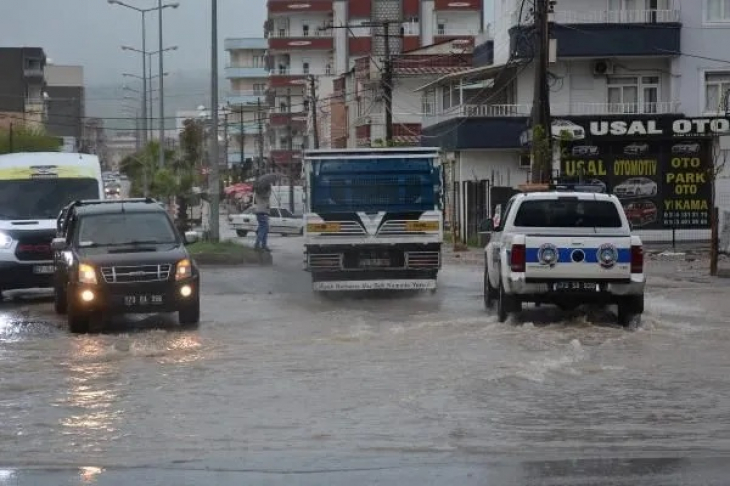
559,116,717,230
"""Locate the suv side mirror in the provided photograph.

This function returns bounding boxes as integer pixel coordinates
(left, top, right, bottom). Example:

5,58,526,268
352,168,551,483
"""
51,237,67,251
184,231,199,245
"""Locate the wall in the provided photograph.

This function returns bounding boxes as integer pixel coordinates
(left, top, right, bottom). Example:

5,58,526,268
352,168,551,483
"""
45,86,84,139
515,59,675,111
457,149,527,187
673,0,730,116
420,0,436,46
431,10,482,36
231,78,268,93
45,65,83,86
229,49,266,67
0,49,25,112
392,77,429,123
333,1,348,74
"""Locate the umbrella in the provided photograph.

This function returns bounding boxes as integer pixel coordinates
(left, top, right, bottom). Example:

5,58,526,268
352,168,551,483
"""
224,182,253,195
254,173,281,194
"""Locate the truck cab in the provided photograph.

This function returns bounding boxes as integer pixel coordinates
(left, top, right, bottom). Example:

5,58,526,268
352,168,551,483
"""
483,182,645,325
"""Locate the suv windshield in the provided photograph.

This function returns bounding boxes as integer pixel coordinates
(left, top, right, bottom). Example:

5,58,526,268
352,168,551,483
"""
0,178,99,220
77,212,178,247
513,199,623,228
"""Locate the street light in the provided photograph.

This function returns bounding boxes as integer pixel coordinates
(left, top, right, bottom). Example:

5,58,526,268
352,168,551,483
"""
209,0,221,241
109,0,179,167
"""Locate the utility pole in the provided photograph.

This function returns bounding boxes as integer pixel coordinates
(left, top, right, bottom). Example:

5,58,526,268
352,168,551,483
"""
382,22,394,146
8,122,13,153
286,88,295,213
223,109,229,187
308,75,320,149
208,0,221,241
157,0,165,169
239,108,244,174
141,12,148,145
257,98,264,178
530,0,552,183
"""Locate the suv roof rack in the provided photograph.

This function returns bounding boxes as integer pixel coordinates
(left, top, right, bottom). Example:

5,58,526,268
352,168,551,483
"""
518,178,606,194
68,197,157,208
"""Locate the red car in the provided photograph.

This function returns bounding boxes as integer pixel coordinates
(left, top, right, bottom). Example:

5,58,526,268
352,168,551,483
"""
623,200,657,227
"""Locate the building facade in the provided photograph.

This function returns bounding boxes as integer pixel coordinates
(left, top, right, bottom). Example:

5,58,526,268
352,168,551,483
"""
0,47,47,130
44,64,84,146
421,0,730,243
225,38,268,175
264,0,485,174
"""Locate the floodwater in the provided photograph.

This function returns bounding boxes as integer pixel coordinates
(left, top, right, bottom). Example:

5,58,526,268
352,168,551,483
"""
1,237,730,485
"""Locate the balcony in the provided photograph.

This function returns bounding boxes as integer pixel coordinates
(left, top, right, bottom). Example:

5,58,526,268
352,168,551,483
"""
269,66,333,88
268,29,334,51
225,66,268,78
423,101,681,128
434,0,482,10
510,9,681,59
224,38,268,50
269,149,302,166
267,0,332,13
226,121,262,134
227,90,267,106
268,111,308,127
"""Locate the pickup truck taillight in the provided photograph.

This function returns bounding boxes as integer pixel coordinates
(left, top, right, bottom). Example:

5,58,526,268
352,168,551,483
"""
510,243,526,272
631,245,643,273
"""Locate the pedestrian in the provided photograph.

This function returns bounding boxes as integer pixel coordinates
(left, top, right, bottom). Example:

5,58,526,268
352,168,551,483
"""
253,184,271,252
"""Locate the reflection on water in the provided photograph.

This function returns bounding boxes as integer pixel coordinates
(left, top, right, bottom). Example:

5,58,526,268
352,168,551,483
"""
80,466,103,482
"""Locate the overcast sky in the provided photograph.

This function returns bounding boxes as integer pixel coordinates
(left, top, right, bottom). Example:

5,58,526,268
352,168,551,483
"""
0,0,266,85
0,0,492,86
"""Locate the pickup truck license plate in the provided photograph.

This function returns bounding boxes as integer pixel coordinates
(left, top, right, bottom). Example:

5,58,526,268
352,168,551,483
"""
553,282,597,291
124,294,164,306
33,265,54,274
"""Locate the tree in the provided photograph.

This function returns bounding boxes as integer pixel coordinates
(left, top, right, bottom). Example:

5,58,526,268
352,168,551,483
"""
0,124,61,154
120,140,177,198
175,119,205,232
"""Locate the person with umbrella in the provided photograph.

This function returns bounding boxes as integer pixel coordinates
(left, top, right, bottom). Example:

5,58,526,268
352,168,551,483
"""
252,174,279,252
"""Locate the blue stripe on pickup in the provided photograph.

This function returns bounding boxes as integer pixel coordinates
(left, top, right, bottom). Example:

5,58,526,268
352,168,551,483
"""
525,247,631,264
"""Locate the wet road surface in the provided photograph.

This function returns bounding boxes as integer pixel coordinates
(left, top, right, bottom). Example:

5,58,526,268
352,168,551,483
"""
1,236,730,485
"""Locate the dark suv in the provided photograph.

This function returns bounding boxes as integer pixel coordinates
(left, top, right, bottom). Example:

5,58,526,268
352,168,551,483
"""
52,198,201,333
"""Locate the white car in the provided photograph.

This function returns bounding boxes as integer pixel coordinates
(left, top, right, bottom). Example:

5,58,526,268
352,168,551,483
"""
624,142,649,155
228,207,304,237
613,177,657,198
520,119,586,146
672,142,700,154
572,145,599,156
483,187,645,326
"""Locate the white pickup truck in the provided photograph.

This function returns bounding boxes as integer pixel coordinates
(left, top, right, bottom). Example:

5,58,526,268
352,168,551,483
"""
483,187,645,326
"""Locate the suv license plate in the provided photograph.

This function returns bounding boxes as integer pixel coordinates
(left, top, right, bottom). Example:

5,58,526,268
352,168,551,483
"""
33,265,54,274
124,294,164,306
359,258,390,268
553,282,598,291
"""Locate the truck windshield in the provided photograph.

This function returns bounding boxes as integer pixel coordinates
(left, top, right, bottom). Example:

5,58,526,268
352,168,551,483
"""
0,178,99,220
513,199,623,228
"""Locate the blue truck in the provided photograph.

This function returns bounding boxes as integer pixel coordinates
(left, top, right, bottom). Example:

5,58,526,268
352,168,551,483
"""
302,147,444,292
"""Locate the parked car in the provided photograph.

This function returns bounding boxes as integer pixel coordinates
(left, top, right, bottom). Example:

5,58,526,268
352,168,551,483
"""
623,200,658,228
228,207,304,237
613,177,657,198
572,145,599,156
519,119,586,147
624,142,649,155
672,142,701,154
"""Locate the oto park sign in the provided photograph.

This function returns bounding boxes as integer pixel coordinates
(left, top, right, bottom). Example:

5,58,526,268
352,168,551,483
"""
557,115,728,231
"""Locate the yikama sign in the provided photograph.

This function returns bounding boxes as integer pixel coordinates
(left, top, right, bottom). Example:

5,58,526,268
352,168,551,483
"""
558,116,716,230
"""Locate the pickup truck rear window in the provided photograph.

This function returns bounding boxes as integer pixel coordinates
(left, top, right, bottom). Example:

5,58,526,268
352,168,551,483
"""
513,200,623,228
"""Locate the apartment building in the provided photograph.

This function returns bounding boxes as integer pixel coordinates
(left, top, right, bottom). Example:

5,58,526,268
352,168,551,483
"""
421,0,730,242
264,0,485,173
0,47,47,130
225,38,268,174
44,64,85,146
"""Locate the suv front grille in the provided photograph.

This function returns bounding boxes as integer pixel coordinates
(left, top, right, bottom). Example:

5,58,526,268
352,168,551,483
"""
101,264,172,283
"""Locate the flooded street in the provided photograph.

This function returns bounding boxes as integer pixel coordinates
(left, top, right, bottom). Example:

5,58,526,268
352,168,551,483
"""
1,237,730,484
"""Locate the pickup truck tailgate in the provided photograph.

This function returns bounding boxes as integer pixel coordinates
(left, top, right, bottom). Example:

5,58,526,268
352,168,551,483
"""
523,235,632,280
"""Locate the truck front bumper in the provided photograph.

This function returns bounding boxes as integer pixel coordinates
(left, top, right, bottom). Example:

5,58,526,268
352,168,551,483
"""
313,279,436,291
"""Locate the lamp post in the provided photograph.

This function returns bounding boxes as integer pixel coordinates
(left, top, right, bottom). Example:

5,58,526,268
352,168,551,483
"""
209,0,221,241
109,0,178,166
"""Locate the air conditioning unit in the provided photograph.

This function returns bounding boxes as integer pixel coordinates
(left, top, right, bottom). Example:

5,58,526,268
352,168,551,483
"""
519,154,531,169
592,60,614,76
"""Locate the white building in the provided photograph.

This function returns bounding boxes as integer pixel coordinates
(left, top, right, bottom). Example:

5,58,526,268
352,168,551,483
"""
224,38,268,174
420,0,730,243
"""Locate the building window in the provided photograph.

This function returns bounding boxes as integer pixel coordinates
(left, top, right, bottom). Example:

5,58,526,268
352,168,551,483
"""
278,28,286,37
302,62,310,75
280,101,288,113
253,83,266,94
422,91,435,115
325,64,332,75
437,23,445,35
442,85,451,111
607,76,660,114
705,0,730,22
303,25,310,36
253,55,266,67
705,72,730,112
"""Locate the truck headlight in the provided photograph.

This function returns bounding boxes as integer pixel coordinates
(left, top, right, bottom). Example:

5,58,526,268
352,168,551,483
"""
78,263,97,284
176,259,192,281
0,232,12,249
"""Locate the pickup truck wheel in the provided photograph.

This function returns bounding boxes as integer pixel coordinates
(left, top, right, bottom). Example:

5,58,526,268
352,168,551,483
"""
617,295,644,327
483,270,497,309
54,285,67,315
179,298,201,327
67,299,90,334
236,230,248,237
497,282,519,323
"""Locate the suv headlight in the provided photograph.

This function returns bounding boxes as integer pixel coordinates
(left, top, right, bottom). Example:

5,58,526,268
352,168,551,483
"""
175,259,192,281
0,232,12,250
78,263,97,284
